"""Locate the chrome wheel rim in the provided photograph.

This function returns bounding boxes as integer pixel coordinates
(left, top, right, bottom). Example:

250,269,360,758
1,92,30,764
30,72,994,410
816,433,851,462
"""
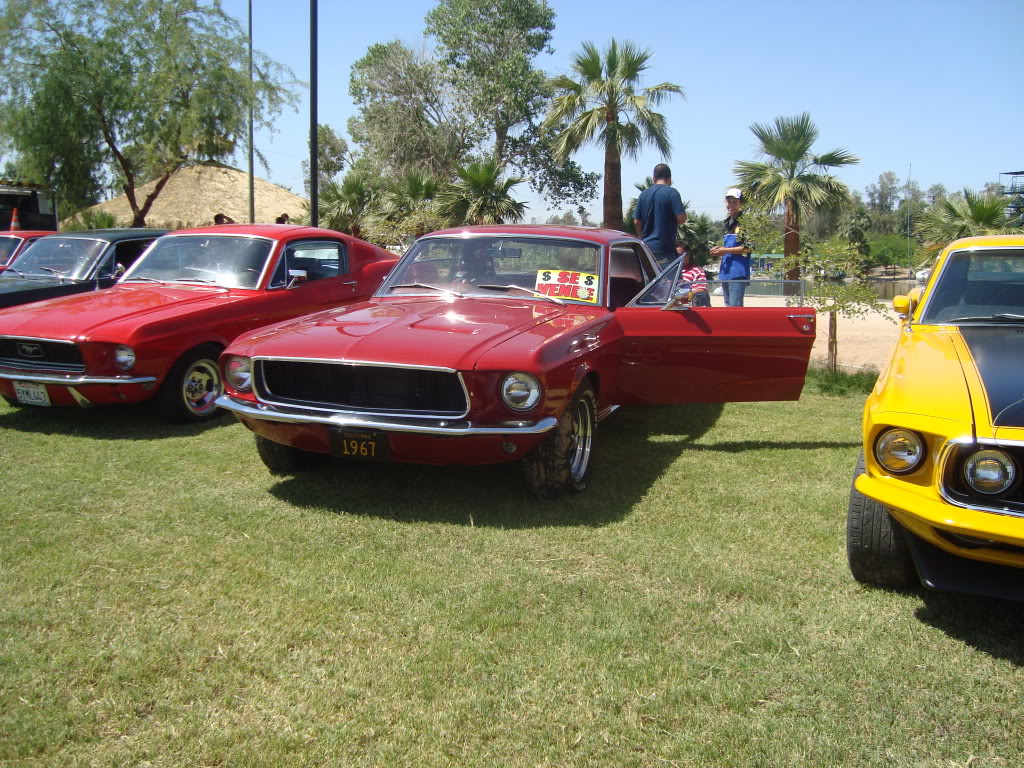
568,397,593,482
182,359,221,416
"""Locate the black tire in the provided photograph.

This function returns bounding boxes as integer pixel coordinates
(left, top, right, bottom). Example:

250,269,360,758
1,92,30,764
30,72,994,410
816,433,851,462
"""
523,381,596,498
255,434,317,475
846,452,917,588
156,344,224,423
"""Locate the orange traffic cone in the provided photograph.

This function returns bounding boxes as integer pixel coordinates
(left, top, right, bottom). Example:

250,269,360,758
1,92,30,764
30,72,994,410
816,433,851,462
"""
9,207,20,231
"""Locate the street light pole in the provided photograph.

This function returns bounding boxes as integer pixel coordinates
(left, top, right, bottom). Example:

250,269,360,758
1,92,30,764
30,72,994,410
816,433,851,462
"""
309,0,319,226
247,0,255,223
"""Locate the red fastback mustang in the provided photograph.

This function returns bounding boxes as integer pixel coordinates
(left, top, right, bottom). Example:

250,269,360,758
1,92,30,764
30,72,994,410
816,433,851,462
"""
0,224,396,421
217,225,817,496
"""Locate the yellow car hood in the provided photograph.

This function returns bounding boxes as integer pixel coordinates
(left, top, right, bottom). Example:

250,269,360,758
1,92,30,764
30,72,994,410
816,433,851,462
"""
871,327,974,426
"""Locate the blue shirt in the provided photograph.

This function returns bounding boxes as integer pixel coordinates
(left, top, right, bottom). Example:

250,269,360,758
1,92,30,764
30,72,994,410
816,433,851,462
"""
718,213,752,280
635,184,685,255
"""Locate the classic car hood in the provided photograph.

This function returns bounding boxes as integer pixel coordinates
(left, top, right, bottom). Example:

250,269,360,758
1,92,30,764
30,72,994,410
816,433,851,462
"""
0,283,249,341
234,296,566,370
957,325,1024,431
872,327,974,425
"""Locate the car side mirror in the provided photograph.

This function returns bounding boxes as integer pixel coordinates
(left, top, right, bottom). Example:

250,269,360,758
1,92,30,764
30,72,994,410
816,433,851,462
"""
287,269,308,289
662,294,691,312
113,263,126,278
893,287,921,320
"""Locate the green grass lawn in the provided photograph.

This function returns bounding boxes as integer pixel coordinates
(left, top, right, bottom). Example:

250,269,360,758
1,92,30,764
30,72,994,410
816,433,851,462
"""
1,378,1022,767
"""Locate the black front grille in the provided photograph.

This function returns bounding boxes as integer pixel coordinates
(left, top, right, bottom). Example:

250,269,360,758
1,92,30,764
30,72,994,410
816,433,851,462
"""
942,443,1024,516
0,338,84,372
256,360,467,415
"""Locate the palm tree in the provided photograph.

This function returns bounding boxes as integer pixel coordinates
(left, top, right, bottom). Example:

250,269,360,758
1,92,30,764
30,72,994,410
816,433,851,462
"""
437,159,526,226
380,169,442,238
543,40,683,230
734,113,858,283
316,172,376,238
915,189,1023,256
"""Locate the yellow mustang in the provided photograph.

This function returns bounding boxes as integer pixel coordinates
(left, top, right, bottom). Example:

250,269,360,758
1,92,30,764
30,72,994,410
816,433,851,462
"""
848,234,1024,601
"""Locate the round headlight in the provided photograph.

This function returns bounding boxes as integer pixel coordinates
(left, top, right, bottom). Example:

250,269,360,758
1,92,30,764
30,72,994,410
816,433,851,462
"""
225,355,253,391
113,345,136,372
874,428,925,474
964,449,1017,495
501,372,541,411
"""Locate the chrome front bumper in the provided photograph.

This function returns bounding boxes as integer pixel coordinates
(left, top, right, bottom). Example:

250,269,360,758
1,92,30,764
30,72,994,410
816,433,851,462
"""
216,394,559,436
0,369,157,385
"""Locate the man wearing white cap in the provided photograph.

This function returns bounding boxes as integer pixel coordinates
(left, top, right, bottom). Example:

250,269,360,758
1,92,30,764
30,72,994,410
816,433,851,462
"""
711,188,754,307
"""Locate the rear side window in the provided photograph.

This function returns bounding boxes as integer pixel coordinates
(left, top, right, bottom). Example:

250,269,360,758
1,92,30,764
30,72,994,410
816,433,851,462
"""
270,240,348,287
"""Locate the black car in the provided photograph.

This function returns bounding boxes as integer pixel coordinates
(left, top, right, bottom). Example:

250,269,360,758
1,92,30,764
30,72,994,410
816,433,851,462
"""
0,229,166,309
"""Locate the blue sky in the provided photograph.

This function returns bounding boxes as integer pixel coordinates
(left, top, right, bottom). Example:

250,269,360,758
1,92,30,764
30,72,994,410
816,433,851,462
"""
221,0,1023,221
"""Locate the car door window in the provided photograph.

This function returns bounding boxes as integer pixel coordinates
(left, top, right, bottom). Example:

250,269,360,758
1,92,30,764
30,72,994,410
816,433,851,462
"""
270,240,348,288
608,245,653,310
631,256,684,307
98,239,154,278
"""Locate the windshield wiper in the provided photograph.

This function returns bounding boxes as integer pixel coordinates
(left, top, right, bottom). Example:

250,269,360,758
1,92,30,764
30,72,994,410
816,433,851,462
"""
476,284,566,305
390,282,464,298
1,268,26,278
37,266,66,276
948,313,1024,323
171,278,221,285
122,276,166,284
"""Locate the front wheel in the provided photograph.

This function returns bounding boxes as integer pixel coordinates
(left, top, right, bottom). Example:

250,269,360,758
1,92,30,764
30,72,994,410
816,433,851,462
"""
523,381,596,498
255,435,318,475
156,344,224,423
846,452,916,588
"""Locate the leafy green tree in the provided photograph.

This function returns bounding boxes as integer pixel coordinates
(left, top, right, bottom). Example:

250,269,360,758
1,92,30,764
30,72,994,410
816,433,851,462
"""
437,159,526,225
0,0,296,224
425,0,554,164
926,183,947,205
544,39,683,230
348,41,481,179
546,210,580,226
302,124,350,194
865,171,900,213
373,169,444,241
914,188,1023,256
868,234,916,272
734,112,858,284
841,208,872,259
678,212,717,267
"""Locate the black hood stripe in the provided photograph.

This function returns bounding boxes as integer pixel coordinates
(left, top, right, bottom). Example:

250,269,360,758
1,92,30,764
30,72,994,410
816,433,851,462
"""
959,326,1024,428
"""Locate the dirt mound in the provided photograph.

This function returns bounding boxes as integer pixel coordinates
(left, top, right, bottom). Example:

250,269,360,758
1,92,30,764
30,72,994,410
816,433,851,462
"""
80,162,307,229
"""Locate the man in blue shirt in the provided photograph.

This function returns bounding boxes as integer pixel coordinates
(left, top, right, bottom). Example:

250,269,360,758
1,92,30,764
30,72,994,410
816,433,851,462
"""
633,164,687,268
711,187,754,307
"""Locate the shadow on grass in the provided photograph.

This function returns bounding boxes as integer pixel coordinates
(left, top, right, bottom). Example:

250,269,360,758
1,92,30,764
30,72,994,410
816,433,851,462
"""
268,402,860,528
915,591,1024,667
0,401,233,440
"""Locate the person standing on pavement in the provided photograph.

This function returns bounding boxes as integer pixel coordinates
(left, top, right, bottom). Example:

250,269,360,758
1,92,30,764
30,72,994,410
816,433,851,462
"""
711,188,754,307
633,164,687,268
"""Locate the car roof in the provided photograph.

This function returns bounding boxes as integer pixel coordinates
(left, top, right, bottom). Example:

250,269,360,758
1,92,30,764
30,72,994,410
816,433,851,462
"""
424,224,639,246
46,228,168,241
169,224,349,239
945,234,1024,250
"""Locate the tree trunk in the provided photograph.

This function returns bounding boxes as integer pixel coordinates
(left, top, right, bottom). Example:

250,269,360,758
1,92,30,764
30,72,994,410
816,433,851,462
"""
603,140,623,230
783,198,801,296
493,123,508,165
828,310,838,374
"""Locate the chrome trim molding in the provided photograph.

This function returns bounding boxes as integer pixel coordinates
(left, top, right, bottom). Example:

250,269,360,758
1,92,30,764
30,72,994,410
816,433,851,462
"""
251,357,471,419
0,370,157,385
596,404,620,421
217,395,557,436
0,334,77,345
937,438,1024,520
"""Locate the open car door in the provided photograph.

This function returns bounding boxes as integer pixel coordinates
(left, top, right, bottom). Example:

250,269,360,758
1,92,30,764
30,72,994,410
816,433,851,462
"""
610,259,816,405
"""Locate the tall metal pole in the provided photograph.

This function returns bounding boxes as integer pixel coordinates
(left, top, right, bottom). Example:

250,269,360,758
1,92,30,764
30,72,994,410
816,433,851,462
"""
309,0,319,226
247,1,256,223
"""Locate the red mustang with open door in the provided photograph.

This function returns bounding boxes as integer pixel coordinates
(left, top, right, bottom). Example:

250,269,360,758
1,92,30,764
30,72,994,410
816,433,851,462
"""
216,225,816,495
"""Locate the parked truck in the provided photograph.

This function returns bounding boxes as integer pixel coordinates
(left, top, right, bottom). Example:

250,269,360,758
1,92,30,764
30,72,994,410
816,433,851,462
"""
0,181,58,231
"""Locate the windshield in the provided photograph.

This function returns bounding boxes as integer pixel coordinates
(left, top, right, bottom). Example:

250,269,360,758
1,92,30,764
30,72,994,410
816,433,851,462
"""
0,236,22,265
380,236,603,304
0,237,105,280
919,249,1024,324
125,235,272,289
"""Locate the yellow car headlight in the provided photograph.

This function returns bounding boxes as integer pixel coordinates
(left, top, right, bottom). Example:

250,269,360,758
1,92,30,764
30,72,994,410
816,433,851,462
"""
874,428,925,475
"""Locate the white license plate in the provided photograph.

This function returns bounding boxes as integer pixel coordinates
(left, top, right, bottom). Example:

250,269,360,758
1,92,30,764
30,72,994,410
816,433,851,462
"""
13,381,51,407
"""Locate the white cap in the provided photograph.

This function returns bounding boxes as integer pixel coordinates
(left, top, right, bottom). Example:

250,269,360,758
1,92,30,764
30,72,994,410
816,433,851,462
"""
725,187,743,200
